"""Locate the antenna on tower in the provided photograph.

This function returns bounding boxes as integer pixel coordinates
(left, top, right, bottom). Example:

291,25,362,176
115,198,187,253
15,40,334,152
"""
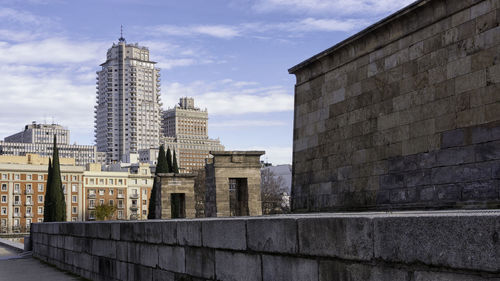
119,25,125,42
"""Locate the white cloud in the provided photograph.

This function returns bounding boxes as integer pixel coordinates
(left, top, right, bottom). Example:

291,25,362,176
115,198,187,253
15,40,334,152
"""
162,80,294,115
0,38,106,64
150,24,240,39
253,0,417,16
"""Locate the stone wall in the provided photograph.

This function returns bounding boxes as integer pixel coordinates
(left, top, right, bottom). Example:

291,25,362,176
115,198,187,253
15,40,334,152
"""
205,151,264,217
30,211,500,280
289,0,500,211
159,173,196,219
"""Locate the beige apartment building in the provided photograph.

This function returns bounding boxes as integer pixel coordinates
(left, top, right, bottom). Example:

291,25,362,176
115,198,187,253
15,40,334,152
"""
83,163,153,221
0,154,84,233
0,155,153,233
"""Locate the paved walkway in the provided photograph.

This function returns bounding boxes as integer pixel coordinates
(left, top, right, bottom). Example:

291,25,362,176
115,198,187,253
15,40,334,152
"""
0,243,81,281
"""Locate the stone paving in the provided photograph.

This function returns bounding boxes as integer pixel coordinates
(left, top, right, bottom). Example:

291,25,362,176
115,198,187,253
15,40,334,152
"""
0,243,81,281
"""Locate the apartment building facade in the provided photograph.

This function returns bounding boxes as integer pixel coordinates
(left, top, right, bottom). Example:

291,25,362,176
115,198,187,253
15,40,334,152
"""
0,155,153,233
95,36,162,163
83,163,153,221
0,155,84,233
1,122,105,166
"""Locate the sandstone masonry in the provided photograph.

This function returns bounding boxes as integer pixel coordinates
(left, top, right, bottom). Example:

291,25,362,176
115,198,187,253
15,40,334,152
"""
289,0,500,212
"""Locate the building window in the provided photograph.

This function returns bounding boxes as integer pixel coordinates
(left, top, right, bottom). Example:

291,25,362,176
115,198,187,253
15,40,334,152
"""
38,195,43,203
89,211,95,220
72,195,77,203
99,189,105,195
89,189,95,195
27,174,32,180
26,206,32,216
1,207,6,215
90,179,95,184
72,217,77,222
14,207,19,216
38,184,44,192
72,185,77,192
99,179,104,184
109,189,114,196
143,189,147,195
13,218,19,227
109,199,114,206
143,179,147,184
118,200,123,208
142,210,147,215
118,179,123,185
1,219,6,227
14,174,19,180
99,199,104,206
1,174,7,180
89,200,95,208
1,184,6,191
14,184,20,193
118,210,123,219
72,207,77,214
26,196,32,205
38,218,43,223
14,196,19,205
26,184,32,193
73,176,77,181
142,200,147,205
38,207,43,214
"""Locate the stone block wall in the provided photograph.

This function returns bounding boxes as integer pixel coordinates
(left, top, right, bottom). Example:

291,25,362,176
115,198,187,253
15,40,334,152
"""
289,0,500,211
205,151,264,217
30,211,500,280
159,173,196,219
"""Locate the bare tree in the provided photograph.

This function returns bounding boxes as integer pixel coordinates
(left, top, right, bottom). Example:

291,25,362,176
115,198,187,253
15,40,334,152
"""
261,169,289,214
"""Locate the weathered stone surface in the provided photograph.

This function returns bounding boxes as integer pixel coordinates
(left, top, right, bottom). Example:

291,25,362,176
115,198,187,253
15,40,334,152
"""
298,216,373,260
176,220,200,246
158,246,185,273
247,217,298,254
319,260,409,281
202,219,246,250
262,255,318,281
215,250,261,281
374,215,500,272
185,247,215,279
290,0,500,212
161,221,177,245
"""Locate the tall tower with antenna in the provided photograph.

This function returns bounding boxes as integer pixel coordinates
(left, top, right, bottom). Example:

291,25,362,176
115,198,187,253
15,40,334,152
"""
94,28,162,163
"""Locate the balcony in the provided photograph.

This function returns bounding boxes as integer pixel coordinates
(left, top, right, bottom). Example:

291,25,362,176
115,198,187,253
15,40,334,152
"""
25,190,33,195
130,205,138,211
25,201,33,206
25,213,32,218
88,194,96,199
13,189,21,195
13,201,21,206
88,206,95,210
129,193,139,199
117,194,124,199
117,205,124,209
13,213,20,218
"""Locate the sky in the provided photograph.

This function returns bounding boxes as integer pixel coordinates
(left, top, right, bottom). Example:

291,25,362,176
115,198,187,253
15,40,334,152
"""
0,0,415,165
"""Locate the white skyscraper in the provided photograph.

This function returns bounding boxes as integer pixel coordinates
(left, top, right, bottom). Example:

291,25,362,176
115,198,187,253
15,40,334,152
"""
95,35,162,163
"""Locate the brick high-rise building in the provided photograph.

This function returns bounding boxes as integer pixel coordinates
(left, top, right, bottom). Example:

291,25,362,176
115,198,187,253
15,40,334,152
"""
140,97,224,172
95,35,162,163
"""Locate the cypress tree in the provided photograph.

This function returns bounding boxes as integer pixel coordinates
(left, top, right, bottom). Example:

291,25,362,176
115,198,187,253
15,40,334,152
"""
172,150,179,173
50,135,66,221
166,147,173,173
43,158,53,221
148,145,168,219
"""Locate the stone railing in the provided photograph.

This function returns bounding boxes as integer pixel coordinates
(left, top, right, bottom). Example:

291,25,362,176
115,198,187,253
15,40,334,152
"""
31,211,500,280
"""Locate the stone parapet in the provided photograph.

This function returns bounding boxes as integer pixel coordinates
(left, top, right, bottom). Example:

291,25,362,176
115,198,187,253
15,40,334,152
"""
30,211,500,280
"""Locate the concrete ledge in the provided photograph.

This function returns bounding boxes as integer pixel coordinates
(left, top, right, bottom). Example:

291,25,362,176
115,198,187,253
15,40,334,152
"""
30,210,500,280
